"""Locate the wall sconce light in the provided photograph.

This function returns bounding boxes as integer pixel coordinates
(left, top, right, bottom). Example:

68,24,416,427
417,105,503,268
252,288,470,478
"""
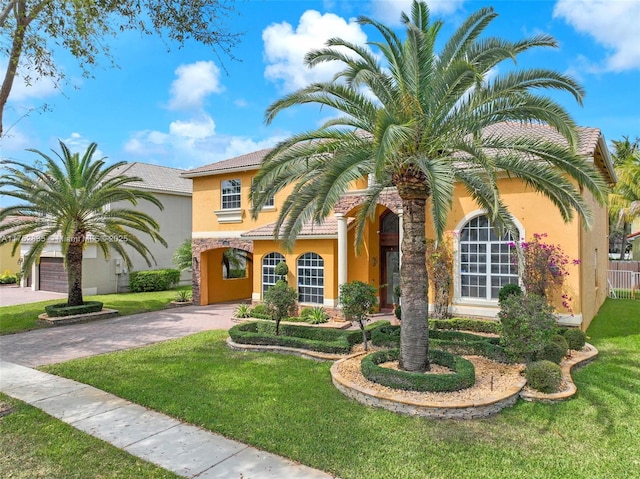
371,256,377,267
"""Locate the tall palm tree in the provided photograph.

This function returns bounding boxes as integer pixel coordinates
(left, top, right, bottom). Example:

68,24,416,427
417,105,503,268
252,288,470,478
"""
251,1,608,372
609,137,640,259
0,140,167,306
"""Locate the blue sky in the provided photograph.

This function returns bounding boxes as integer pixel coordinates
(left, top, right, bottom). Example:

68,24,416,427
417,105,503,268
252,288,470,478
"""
1,0,639,171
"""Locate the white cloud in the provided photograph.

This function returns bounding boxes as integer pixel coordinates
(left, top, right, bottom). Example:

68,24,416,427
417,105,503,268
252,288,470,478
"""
167,61,224,110
370,0,466,25
0,61,60,102
61,133,106,159
553,0,640,72
263,10,368,92
123,113,287,166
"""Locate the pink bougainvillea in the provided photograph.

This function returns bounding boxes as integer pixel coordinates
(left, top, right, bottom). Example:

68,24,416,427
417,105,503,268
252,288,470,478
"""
511,233,579,313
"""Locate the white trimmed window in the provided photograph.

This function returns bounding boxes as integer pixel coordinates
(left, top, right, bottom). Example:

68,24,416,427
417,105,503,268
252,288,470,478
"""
297,253,324,304
221,179,241,209
262,252,285,296
459,215,519,300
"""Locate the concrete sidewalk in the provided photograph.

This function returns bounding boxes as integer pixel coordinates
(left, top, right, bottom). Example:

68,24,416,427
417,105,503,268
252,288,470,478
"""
0,361,334,478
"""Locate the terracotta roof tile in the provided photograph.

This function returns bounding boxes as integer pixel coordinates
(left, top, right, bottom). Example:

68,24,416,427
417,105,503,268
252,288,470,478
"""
182,148,273,177
242,217,353,239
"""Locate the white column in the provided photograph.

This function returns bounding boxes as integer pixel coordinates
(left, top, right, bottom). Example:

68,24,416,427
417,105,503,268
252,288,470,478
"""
335,213,348,293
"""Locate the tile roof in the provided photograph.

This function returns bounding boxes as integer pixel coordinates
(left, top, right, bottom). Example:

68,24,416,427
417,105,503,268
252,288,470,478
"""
242,217,354,239
182,148,273,177
106,162,192,195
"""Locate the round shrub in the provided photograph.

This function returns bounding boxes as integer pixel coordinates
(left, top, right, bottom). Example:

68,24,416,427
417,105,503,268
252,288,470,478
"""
525,360,563,393
535,335,568,364
564,328,586,350
361,349,475,392
498,283,523,303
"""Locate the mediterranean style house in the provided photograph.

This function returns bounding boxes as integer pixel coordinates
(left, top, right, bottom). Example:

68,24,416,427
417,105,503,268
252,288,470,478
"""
182,122,616,330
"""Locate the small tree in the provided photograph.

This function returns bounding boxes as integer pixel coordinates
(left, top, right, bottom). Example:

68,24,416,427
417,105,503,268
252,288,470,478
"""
263,279,297,335
274,261,289,283
339,280,378,351
173,239,192,271
498,294,558,364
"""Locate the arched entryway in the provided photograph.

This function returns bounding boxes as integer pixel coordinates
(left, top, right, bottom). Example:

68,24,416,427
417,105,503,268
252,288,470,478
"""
379,210,400,309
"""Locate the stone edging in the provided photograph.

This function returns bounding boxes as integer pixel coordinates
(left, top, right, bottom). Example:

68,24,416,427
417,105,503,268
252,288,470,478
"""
38,308,120,326
225,337,346,361
330,352,526,419
520,342,598,403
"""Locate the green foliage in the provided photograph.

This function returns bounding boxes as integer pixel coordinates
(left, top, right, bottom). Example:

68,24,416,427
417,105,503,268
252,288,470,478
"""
173,290,192,303
361,349,475,392
172,239,192,271
498,283,523,304
0,271,18,284
564,328,587,350
249,303,270,319
394,305,401,320
44,301,103,318
525,360,563,393
498,294,558,363
535,335,568,364
129,269,181,293
371,325,509,363
339,280,378,350
274,261,289,279
263,280,297,335
234,304,252,318
429,318,502,335
300,306,330,324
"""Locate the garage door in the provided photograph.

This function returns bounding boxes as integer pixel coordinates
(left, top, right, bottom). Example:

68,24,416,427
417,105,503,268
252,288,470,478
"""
39,257,68,293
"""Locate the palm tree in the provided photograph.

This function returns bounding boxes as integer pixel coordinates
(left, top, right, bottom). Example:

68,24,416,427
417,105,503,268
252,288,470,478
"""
251,1,608,372
608,137,640,259
0,140,167,306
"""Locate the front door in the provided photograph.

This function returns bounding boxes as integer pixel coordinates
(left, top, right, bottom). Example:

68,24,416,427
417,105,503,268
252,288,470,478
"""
380,247,399,309
379,210,400,310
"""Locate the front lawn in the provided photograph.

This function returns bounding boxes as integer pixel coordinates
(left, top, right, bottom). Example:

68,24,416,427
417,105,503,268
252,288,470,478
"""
0,394,180,479
41,298,640,479
0,286,191,335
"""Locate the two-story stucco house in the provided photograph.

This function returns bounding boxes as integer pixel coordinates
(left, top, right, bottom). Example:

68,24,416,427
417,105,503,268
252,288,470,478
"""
23,162,192,294
183,123,616,330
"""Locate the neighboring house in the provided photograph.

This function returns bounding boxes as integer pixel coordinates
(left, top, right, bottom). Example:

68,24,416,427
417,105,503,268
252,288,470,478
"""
22,163,192,294
628,218,640,261
0,215,26,276
182,123,616,331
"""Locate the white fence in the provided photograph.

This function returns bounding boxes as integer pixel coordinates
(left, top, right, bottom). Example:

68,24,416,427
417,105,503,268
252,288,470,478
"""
607,270,640,299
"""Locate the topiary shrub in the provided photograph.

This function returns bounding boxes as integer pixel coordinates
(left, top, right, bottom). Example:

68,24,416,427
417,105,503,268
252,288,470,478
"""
45,301,104,317
263,279,297,335
564,328,587,350
274,261,288,282
525,360,563,393
498,283,523,304
361,349,475,392
129,269,180,292
535,335,567,364
339,280,378,350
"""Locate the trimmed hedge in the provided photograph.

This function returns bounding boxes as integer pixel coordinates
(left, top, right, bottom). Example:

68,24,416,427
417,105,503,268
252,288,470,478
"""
564,328,587,350
44,301,103,318
228,320,390,354
429,318,501,335
361,349,475,392
371,325,509,363
525,360,563,393
129,269,180,292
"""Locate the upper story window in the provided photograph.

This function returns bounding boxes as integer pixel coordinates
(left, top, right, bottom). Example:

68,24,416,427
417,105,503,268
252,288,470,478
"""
252,178,274,209
459,215,519,300
221,179,241,209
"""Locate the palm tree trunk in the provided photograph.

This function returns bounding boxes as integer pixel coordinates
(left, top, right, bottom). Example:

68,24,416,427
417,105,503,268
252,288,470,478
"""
620,222,630,260
397,188,430,372
66,234,85,306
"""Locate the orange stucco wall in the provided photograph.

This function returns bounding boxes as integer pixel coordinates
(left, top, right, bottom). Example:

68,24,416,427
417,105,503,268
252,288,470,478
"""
200,248,252,304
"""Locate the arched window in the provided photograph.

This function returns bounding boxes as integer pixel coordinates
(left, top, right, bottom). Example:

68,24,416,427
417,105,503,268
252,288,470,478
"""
459,215,519,300
262,252,285,296
297,253,324,304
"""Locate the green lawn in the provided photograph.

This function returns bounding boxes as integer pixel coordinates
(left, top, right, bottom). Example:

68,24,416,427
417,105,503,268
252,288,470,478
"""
38,299,640,479
0,286,191,335
0,394,180,479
